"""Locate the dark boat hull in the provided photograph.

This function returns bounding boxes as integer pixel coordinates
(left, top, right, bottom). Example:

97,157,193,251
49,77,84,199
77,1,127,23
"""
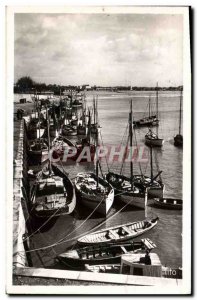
153,198,182,210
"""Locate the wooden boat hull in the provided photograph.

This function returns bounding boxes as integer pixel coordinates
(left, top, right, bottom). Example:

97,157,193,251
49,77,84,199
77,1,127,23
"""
77,218,158,245
133,119,159,128
75,173,114,216
28,149,49,165
58,241,147,269
105,172,144,208
119,194,145,209
174,134,183,147
62,130,77,136
31,164,76,218
77,126,87,135
27,128,45,140
153,198,182,210
145,137,164,147
133,176,165,199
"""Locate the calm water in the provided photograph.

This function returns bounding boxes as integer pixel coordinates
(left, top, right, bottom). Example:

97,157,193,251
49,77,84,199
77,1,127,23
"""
19,91,182,269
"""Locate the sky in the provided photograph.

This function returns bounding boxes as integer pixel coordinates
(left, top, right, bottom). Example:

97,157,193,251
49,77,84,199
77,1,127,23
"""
14,13,183,87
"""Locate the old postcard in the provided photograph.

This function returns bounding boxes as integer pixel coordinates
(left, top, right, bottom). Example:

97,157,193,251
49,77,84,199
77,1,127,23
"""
6,5,191,295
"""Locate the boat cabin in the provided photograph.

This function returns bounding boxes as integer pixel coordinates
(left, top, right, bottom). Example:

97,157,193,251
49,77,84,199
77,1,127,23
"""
120,252,162,277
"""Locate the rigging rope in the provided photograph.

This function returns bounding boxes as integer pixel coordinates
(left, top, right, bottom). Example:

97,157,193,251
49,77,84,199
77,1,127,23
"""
99,131,109,173
20,188,105,246
17,189,143,254
109,123,129,171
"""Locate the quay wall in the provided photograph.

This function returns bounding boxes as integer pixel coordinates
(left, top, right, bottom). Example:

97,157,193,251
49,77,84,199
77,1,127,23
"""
13,118,30,268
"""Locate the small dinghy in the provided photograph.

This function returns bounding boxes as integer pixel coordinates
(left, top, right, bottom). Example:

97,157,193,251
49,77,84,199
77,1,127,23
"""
153,198,182,210
57,238,156,268
77,217,158,245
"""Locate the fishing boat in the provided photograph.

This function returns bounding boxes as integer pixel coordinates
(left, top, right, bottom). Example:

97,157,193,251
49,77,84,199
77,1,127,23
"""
153,198,182,210
145,84,164,147
91,96,99,135
77,123,87,135
72,100,82,108
30,109,76,218
133,97,159,128
72,92,83,108
145,129,164,147
51,135,76,160
174,89,183,147
77,217,158,245
57,238,156,268
28,138,49,165
106,100,145,209
133,146,165,198
30,164,76,218
75,105,114,216
75,173,114,216
27,110,46,140
61,124,77,136
77,98,87,135
70,115,78,127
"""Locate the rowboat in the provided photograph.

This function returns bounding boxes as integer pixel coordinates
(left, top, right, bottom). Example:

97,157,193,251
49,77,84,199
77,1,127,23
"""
153,198,182,210
77,217,158,245
75,172,114,216
85,259,182,279
30,164,76,218
57,238,156,269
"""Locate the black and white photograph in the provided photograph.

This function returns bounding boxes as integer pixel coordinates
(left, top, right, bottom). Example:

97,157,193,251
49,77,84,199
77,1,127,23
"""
6,5,191,295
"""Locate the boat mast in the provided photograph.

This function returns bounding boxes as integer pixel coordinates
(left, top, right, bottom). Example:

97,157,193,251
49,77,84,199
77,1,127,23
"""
96,96,99,188
129,99,133,185
46,106,52,174
96,95,98,128
93,96,96,125
87,109,91,143
156,82,159,136
149,97,151,118
150,146,153,183
179,89,182,135
38,104,41,141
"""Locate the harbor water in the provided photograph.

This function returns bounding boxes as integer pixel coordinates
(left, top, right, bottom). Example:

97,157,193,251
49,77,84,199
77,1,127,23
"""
15,91,182,269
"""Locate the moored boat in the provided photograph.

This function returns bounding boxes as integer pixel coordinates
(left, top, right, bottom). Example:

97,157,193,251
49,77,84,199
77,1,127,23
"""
106,100,145,209
77,217,158,245
28,138,49,165
153,198,182,210
144,84,164,147
57,238,156,269
174,89,183,147
61,124,77,136
133,97,159,128
145,129,164,147
75,172,114,216
30,164,76,218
